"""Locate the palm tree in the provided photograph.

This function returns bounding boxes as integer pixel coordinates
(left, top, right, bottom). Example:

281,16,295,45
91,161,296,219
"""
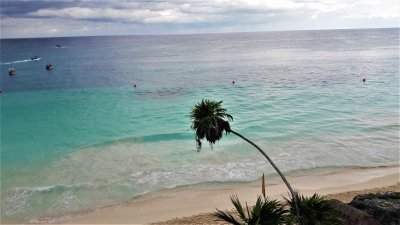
214,195,288,225
190,99,301,224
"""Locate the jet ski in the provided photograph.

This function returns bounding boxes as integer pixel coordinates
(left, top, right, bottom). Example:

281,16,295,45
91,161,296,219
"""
31,56,41,61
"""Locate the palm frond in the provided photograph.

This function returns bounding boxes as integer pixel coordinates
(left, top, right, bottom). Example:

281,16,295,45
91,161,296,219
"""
215,194,288,225
256,198,287,225
190,99,233,149
230,194,247,220
214,209,242,225
285,193,344,225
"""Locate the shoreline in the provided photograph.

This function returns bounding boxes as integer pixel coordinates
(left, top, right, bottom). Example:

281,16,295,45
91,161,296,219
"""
152,183,400,225
42,165,399,225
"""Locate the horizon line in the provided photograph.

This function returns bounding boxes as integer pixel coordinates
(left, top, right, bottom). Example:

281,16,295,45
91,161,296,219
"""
1,26,398,40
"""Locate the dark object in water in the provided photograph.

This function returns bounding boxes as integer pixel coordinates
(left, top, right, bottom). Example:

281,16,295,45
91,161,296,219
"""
45,64,53,70
8,68,16,76
31,56,40,60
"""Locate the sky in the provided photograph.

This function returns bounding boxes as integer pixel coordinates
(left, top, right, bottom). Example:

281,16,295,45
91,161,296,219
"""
1,0,399,38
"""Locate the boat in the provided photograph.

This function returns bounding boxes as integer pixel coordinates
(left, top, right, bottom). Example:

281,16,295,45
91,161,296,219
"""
8,68,16,76
31,56,40,61
55,45,62,48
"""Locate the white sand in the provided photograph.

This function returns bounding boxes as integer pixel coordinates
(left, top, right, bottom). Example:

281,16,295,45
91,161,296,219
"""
65,165,399,225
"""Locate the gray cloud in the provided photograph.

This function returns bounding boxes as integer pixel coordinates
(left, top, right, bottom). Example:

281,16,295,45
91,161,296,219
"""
1,0,399,38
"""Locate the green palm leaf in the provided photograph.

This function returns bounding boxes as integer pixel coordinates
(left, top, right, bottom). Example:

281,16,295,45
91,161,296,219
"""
230,194,247,220
285,193,343,225
215,195,287,225
190,99,232,148
214,209,242,225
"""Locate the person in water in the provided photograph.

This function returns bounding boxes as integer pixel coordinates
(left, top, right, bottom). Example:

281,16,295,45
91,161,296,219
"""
45,64,53,70
8,68,16,76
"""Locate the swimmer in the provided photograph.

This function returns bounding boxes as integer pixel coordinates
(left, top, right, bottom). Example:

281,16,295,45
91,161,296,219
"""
132,82,137,88
45,64,53,70
362,78,366,83
232,80,235,84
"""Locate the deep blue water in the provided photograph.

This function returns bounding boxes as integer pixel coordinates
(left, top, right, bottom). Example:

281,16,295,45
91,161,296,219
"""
1,28,399,223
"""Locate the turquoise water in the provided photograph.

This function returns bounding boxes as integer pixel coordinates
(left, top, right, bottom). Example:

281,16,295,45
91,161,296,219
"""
1,28,399,222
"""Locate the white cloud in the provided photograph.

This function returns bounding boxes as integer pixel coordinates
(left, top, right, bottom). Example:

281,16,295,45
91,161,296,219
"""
338,0,400,19
0,17,137,38
2,0,399,38
27,0,399,23
29,6,218,24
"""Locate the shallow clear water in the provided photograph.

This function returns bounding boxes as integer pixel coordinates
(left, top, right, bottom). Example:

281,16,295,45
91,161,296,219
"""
1,28,399,222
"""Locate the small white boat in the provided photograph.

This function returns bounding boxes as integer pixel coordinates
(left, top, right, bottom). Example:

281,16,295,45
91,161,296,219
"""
31,56,41,61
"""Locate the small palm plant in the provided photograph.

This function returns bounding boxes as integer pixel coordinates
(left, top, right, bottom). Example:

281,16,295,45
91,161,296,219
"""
214,195,288,225
190,99,301,222
285,193,343,225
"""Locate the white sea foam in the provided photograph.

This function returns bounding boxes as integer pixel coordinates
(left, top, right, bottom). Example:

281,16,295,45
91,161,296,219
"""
3,189,31,216
29,214,83,224
2,135,398,222
2,58,42,65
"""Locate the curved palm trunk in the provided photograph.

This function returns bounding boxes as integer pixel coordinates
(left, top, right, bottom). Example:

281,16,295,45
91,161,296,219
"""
229,129,302,224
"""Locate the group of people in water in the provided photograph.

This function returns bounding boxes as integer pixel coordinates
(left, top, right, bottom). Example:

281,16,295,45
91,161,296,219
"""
5,46,368,94
7,44,64,76
7,56,54,76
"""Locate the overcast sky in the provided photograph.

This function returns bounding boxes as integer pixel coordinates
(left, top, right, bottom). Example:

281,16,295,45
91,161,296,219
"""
1,0,399,38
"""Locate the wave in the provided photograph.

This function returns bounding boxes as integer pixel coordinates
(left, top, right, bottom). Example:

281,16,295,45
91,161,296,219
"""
2,183,94,218
13,183,93,194
87,132,193,149
3,162,397,223
121,132,192,142
2,57,42,65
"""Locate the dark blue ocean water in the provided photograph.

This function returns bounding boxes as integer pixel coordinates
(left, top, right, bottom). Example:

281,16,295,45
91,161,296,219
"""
1,28,399,222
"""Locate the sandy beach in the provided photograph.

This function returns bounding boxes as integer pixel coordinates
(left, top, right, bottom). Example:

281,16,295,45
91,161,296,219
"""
61,165,399,225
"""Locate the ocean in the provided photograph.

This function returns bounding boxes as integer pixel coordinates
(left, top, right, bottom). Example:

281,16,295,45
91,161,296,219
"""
1,28,399,223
